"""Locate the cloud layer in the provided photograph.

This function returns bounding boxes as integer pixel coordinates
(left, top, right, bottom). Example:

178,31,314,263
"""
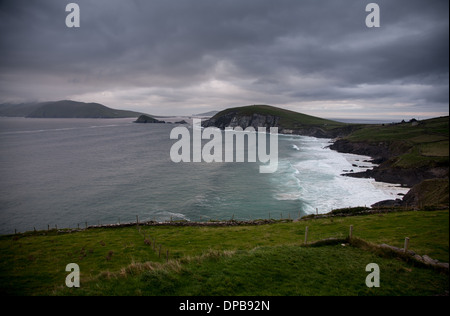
0,0,448,119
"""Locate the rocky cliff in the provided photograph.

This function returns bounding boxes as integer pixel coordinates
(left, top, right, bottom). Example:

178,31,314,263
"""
201,107,360,138
201,112,280,129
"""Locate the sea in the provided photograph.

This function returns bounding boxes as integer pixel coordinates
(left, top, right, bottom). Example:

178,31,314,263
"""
0,117,409,235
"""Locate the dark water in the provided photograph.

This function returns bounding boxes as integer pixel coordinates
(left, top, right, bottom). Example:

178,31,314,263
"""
0,117,407,234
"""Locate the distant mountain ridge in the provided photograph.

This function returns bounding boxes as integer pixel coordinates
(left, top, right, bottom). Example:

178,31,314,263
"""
0,100,146,118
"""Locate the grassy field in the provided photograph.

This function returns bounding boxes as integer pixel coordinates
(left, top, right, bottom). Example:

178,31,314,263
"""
346,116,449,169
1,210,448,296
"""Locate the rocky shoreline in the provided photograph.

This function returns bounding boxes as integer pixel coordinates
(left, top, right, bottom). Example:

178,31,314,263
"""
328,139,448,187
202,108,448,209
329,139,448,208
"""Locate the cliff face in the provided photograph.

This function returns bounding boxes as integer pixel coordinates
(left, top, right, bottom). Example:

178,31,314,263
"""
201,111,358,138
202,112,279,129
329,139,392,164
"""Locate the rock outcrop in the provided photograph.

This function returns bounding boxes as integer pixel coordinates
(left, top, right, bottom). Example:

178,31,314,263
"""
202,112,280,130
134,114,165,124
201,110,360,138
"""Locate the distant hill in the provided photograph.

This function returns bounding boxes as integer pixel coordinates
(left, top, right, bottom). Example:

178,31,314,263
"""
0,102,42,117
193,110,219,117
0,100,146,118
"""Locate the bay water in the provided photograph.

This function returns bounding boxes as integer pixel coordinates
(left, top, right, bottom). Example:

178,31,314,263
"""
0,117,408,234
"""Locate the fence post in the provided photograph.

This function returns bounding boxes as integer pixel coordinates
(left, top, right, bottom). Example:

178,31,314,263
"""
349,225,353,240
404,237,410,253
304,226,309,245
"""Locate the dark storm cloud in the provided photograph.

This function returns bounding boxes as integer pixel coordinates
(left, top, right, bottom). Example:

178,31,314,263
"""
0,0,448,118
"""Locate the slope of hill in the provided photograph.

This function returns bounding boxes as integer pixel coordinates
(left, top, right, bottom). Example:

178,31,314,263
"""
0,100,145,118
330,116,449,188
201,104,362,138
193,110,219,117
0,102,42,117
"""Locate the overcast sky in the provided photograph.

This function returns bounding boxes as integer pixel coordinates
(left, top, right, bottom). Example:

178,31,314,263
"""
0,0,448,119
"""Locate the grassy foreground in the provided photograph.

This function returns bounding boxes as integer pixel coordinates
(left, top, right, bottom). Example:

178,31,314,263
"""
0,210,448,296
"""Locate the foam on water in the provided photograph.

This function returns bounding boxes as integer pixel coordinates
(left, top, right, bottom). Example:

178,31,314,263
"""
0,118,411,234
272,135,409,214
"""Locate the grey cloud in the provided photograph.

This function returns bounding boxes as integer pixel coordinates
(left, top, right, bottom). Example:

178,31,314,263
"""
0,0,448,118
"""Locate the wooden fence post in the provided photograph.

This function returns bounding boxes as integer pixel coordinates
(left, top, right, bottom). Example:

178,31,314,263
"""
349,225,353,240
404,237,410,253
304,226,309,245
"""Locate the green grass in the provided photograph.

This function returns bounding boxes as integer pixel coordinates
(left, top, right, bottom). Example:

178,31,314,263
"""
346,117,449,143
419,140,449,157
57,245,448,296
1,210,448,296
345,116,449,169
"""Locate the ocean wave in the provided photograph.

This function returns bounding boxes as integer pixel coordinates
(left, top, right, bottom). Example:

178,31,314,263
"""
270,136,410,215
156,211,190,221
